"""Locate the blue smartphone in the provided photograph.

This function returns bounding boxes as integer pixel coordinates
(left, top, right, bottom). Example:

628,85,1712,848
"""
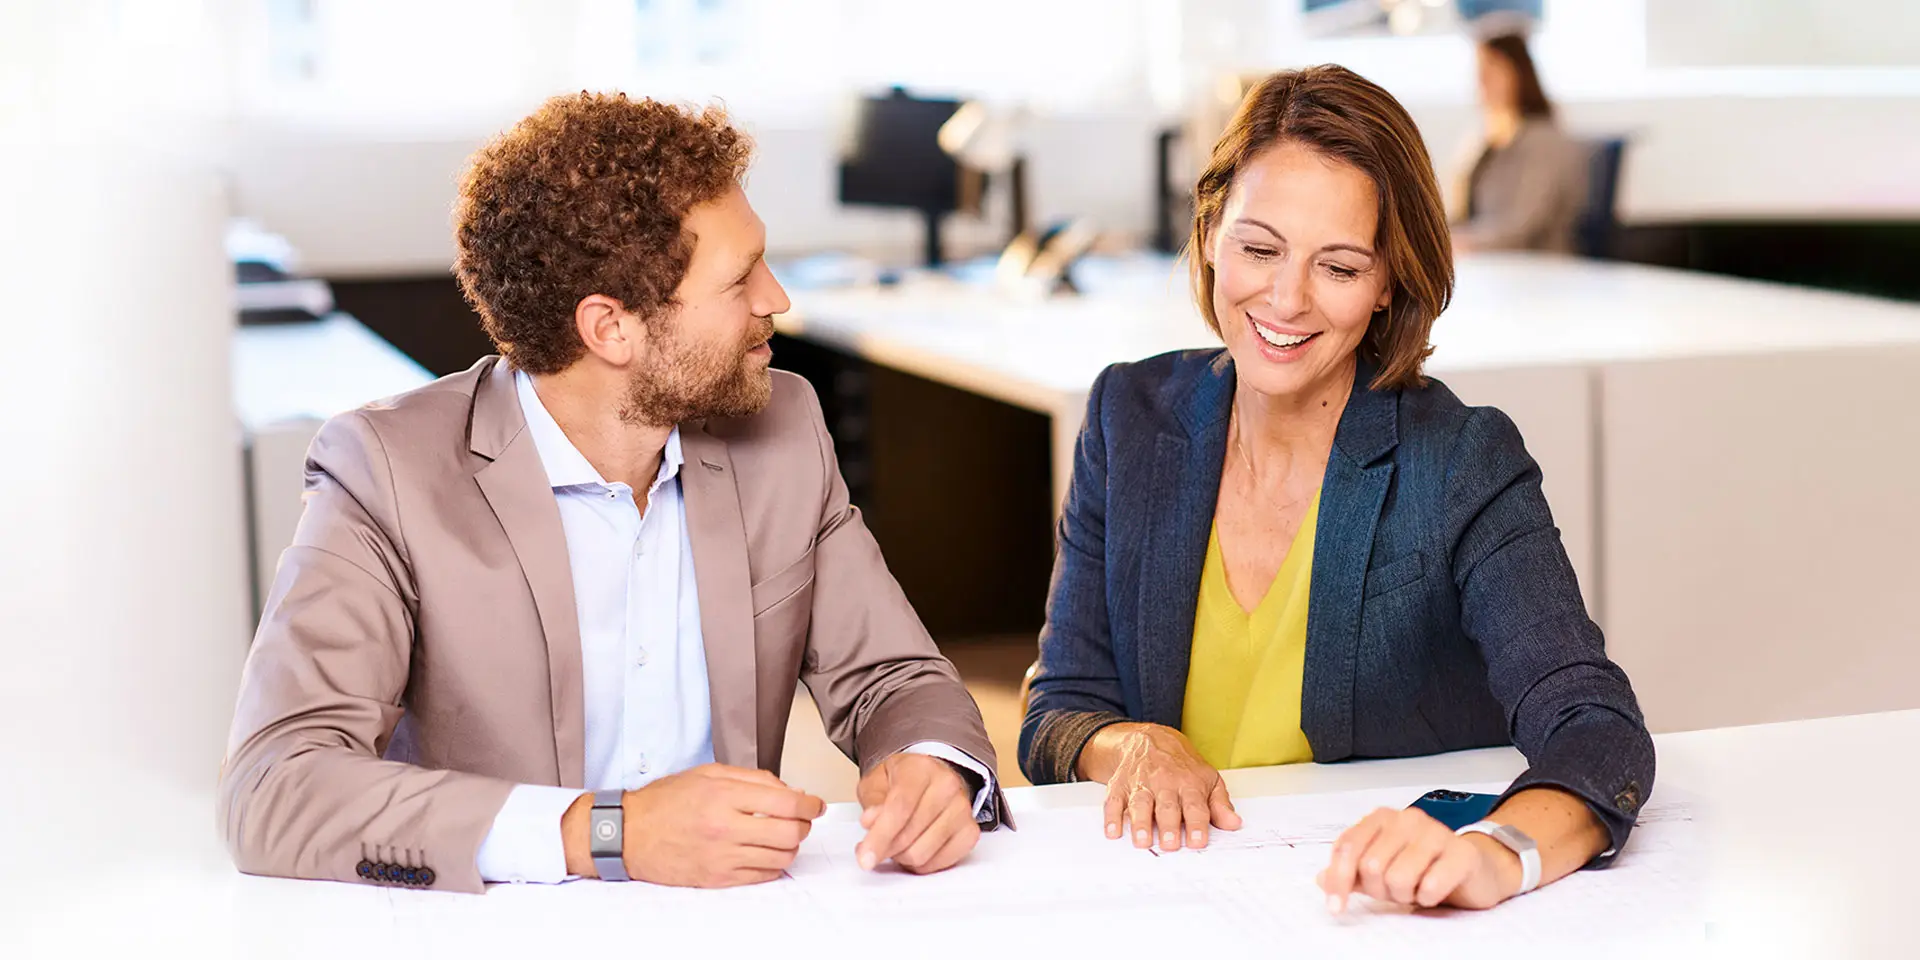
1408,789,1499,831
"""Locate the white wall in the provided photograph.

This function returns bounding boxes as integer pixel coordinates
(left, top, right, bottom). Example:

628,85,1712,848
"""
1275,0,1920,223
1647,0,1920,67
224,0,1920,278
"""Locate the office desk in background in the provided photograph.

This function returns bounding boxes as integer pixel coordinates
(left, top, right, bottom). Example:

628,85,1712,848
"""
775,253,1920,734
6,710,1915,957
232,314,435,614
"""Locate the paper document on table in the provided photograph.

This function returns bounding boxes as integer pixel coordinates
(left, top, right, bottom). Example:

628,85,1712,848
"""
379,781,1705,958
785,781,1705,955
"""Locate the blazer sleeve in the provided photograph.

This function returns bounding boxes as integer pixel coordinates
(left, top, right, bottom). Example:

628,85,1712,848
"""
792,382,1007,827
1018,366,1132,785
217,412,515,894
1446,406,1655,864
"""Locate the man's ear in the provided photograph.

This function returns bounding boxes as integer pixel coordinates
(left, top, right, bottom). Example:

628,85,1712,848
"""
575,294,638,365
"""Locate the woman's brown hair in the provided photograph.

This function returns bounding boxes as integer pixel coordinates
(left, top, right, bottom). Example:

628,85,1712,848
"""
1482,33,1554,120
1189,65,1453,391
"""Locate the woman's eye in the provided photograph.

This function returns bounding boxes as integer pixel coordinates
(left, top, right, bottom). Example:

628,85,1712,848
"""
1325,264,1360,280
1242,244,1278,260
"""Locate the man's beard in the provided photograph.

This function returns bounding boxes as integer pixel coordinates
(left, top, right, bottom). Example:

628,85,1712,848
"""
618,315,775,426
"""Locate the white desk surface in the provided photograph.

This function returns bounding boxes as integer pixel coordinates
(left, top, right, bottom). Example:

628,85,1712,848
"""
776,253,1920,415
231,313,434,429
8,710,1916,958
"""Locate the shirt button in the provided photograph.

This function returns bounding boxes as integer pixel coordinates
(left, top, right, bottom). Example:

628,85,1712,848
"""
635,754,650,775
634,647,649,667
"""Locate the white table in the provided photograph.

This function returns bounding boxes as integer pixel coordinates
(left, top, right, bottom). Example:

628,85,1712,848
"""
775,253,1920,733
7,710,1916,958
232,314,434,615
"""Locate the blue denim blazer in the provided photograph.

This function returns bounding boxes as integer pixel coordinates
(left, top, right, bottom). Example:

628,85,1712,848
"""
1019,349,1655,857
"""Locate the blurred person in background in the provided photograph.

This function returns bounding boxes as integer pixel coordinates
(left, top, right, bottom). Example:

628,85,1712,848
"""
1450,33,1589,254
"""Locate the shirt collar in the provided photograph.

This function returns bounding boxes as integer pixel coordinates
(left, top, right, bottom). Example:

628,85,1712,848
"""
514,369,683,491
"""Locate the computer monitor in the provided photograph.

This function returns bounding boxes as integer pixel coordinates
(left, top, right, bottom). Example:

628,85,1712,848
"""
838,87,966,267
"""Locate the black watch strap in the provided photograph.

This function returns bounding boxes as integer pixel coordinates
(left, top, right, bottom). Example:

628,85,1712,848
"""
589,789,628,881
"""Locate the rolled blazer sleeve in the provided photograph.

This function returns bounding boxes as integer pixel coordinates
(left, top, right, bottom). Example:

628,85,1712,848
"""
1019,367,1132,785
216,412,514,894
1446,406,1656,862
791,383,1008,828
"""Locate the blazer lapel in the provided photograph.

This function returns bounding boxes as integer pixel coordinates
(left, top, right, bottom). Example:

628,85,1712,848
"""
468,359,587,789
678,424,759,770
1301,361,1400,762
1135,356,1233,728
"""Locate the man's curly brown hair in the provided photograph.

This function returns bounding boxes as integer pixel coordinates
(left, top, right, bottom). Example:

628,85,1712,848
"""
452,92,753,375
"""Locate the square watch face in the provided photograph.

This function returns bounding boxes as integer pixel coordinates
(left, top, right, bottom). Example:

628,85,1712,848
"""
591,805,622,853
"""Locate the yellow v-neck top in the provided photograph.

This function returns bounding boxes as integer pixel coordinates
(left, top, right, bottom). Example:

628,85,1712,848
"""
1180,491,1320,770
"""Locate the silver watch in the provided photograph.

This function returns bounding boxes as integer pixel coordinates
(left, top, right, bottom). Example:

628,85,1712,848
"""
589,789,629,881
1456,820,1540,895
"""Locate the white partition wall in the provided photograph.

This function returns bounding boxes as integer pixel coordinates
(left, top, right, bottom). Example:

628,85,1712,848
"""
1599,345,1920,733
0,159,249,776
0,2,248,885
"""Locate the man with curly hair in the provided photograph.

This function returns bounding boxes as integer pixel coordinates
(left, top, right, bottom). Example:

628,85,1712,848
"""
218,92,1006,893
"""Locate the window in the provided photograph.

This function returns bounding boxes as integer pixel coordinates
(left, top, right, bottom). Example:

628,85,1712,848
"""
244,0,1161,127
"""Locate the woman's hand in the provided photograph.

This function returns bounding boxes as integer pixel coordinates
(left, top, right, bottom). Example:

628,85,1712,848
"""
1080,723,1242,851
1316,807,1521,912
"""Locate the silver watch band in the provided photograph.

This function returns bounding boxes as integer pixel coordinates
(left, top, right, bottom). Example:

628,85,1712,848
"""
1456,820,1541,895
589,789,628,881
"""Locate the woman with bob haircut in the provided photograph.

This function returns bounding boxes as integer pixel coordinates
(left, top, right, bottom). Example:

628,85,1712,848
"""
1020,64,1653,913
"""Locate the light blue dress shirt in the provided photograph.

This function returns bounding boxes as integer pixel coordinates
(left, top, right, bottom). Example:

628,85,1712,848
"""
476,371,990,883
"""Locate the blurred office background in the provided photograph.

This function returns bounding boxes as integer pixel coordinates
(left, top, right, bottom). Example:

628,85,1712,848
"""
5,0,1919,821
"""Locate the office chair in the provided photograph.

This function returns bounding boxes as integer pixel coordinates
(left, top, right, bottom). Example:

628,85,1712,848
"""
1575,136,1627,259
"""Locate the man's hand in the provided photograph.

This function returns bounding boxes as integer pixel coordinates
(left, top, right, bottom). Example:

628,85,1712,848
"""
854,753,981,875
562,764,825,888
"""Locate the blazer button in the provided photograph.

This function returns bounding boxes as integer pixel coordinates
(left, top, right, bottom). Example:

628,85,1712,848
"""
417,867,436,887
1614,781,1642,813
356,860,375,879
402,868,419,885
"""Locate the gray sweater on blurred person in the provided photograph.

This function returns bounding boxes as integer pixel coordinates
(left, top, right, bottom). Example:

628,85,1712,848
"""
1456,119,1590,254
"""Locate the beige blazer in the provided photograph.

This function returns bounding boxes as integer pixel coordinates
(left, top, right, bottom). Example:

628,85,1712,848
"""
1452,119,1591,255
218,357,1002,893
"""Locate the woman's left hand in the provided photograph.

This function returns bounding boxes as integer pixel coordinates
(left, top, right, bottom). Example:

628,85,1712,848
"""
1316,807,1521,912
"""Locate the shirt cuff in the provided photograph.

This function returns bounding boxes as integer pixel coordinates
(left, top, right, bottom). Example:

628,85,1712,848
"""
474,784,586,884
901,740,996,822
